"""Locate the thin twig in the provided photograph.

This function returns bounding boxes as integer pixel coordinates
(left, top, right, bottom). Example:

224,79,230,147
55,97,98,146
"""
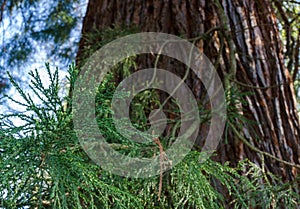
153,137,165,201
233,79,292,90
228,121,300,170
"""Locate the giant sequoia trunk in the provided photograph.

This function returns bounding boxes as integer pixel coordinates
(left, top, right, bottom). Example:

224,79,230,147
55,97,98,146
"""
76,0,300,182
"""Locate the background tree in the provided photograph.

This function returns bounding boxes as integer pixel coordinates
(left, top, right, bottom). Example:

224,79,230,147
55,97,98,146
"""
272,0,300,103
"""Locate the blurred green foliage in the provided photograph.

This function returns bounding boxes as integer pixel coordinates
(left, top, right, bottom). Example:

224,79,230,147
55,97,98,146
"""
0,0,85,94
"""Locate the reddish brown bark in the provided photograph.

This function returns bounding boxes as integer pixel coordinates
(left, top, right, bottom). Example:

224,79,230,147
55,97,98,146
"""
76,0,300,182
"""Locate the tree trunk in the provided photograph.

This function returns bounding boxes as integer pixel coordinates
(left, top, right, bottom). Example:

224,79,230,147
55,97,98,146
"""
76,0,300,182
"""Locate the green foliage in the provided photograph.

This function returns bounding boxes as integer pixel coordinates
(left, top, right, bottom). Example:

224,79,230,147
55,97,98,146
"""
233,159,300,208
0,64,141,208
1,0,84,69
80,24,139,65
0,64,299,208
224,85,257,143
